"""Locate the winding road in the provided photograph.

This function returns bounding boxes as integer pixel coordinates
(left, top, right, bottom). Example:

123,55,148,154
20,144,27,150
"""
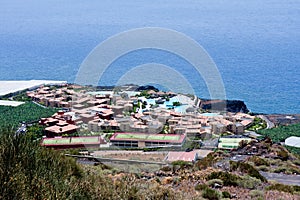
258,115,275,129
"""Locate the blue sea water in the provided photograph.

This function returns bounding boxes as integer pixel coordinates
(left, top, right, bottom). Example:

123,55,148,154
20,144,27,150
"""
0,0,299,114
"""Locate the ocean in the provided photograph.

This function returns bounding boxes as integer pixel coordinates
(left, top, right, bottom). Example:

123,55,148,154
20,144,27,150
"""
0,0,299,114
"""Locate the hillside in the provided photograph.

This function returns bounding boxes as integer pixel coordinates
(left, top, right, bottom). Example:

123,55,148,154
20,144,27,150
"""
1,131,300,199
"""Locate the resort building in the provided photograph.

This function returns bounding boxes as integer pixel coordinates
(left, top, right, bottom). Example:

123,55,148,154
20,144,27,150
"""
218,135,253,149
41,136,106,149
45,123,79,137
110,132,186,148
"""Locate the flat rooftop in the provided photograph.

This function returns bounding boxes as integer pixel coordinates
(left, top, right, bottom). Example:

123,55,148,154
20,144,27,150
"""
0,80,67,96
110,132,185,143
0,100,25,107
41,136,103,146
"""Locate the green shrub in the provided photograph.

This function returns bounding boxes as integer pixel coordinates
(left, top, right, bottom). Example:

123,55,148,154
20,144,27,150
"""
172,101,181,107
257,165,268,172
202,187,221,200
266,183,294,194
273,167,286,173
172,160,192,168
206,179,223,187
293,185,300,192
277,149,289,161
249,190,264,199
207,172,240,186
293,185,300,195
248,156,270,166
292,159,300,166
195,184,208,191
0,132,82,199
230,161,267,182
195,153,218,170
222,191,231,198
160,165,172,172
237,175,261,189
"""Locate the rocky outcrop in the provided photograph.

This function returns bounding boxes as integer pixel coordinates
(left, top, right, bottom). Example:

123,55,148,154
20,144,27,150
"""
200,99,249,113
135,85,159,92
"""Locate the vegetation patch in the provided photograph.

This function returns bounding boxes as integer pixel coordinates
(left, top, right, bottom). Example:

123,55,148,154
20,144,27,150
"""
266,183,295,194
222,191,231,198
258,123,300,144
206,179,223,187
195,184,209,191
236,175,262,189
207,171,240,186
171,160,192,169
195,151,227,170
229,161,267,182
249,190,264,200
0,102,57,130
248,156,270,166
202,187,222,200
247,117,267,131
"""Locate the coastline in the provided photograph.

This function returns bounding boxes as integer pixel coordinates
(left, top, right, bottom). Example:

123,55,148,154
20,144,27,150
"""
0,80,67,97
0,80,299,116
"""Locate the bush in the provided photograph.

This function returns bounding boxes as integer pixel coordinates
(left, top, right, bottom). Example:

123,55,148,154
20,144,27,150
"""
248,156,270,166
222,191,231,198
229,161,267,182
277,149,289,161
0,132,83,199
206,179,223,187
172,101,181,107
293,185,300,192
266,183,294,194
195,184,208,191
249,190,264,199
292,159,300,166
172,160,192,169
195,153,218,170
207,172,240,186
160,166,172,172
257,165,268,172
202,187,221,200
237,175,262,189
273,167,286,173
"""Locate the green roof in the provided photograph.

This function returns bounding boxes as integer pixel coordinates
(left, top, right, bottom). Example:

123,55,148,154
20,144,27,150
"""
218,143,239,148
42,137,99,145
218,137,252,149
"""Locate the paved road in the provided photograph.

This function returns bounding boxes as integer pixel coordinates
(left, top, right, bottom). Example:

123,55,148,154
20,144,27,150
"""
260,171,300,186
258,115,275,129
